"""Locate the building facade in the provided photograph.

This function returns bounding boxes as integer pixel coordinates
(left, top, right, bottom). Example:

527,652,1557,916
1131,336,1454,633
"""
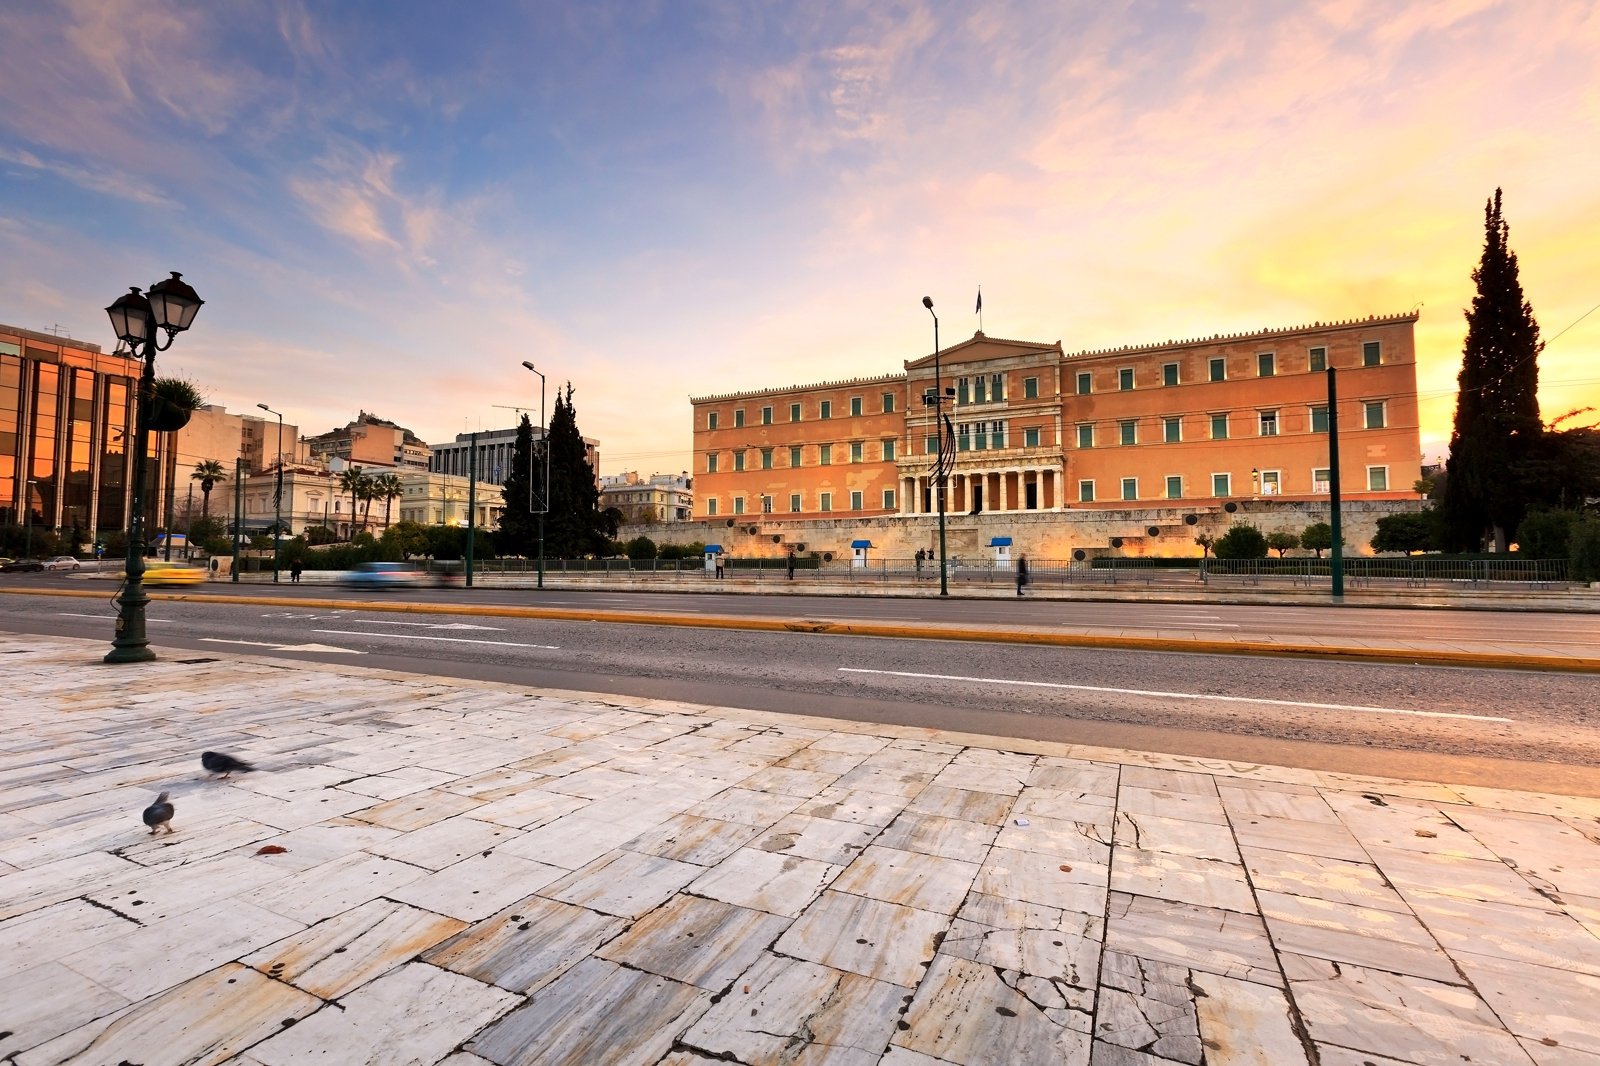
1,323,142,538
307,412,431,470
691,314,1422,527
429,427,603,489
600,471,694,523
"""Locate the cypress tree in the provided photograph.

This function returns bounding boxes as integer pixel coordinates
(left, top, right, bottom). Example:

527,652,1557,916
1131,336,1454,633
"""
497,415,537,555
543,384,611,558
1440,188,1542,552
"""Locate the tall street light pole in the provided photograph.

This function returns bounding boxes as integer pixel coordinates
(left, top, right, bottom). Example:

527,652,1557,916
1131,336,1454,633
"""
23,479,35,560
520,361,548,590
104,273,204,664
922,296,951,597
257,403,284,583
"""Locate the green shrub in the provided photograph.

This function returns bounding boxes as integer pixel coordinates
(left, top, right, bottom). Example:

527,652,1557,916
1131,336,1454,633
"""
624,535,657,560
1571,515,1600,583
1371,511,1435,555
1517,509,1577,558
1300,522,1333,558
1213,524,1268,560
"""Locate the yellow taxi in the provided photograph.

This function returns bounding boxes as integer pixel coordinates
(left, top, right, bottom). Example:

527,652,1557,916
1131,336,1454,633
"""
137,561,208,586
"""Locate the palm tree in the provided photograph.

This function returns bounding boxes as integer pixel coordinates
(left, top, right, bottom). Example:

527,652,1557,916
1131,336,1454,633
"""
338,466,366,539
191,460,227,518
358,475,377,533
374,473,403,530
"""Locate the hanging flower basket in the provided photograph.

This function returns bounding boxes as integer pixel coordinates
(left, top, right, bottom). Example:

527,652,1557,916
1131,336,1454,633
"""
146,378,204,432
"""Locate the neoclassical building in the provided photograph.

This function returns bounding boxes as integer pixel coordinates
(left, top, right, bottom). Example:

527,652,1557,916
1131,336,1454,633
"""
691,313,1421,522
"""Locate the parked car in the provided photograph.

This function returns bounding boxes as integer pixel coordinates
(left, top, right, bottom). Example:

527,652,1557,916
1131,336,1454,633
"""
43,556,82,570
139,561,207,586
338,562,426,589
0,558,45,573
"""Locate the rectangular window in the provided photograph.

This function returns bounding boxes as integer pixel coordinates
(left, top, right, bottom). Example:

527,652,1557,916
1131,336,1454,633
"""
1311,404,1329,433
790,445,802,467
973,376,987,404
761,495,774,514
1208,357,1226,382
1309,346,1327,372
991,373,1004,401
734,451,745,472
1165,475,1183,499
1211,413,1229,440
1367,466,1389,491
851,396,862,417
850,441,863,463
882,488,896,509
734,409,745,428
761,406,772,425
761,448,773,469
1121,477,1138,501
882,438,896,461
1212,473,1232,497
1118,367,1134,391
708,412,719,430
1260,470,1281,495
707,453,719,473
819,400,832,419
1078,480,1095,503
1076,371,1092,395
1163,416,1181,443
850,490,863,511
790,493,802,512
790,402,801,422
1258,352,1275,377
1163,362,1179,387
1313,467,1332,493
1119,419,1136,446
707,499,718,516
1259,410,1278,436
820,492,832,512
882,392,895,413
1023,376,1038,399
733,496,745,515
990,421,1005,449
1024,427,1040,447
1364,401,1386,429
926,434,938,454
957,378,970,405
1363,341,1381,367
819,443,832,465
1077,423,1094,448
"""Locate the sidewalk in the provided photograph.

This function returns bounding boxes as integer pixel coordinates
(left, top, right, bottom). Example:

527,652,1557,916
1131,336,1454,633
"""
2,635,1598,1065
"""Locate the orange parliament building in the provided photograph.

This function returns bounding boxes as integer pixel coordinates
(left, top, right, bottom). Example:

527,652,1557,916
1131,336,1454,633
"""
690,313,1421,523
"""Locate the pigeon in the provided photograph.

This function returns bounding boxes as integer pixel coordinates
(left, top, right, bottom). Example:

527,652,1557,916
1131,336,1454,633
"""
143,792,174,835
202,751,254,778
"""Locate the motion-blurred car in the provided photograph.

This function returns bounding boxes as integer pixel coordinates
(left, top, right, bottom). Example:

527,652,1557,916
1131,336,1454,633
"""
338,562,426,589
43,556,82,570
0,558,45,573
138,561,207,586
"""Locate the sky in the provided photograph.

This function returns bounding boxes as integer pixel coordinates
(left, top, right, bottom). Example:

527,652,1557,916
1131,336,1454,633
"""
1,0,1597,474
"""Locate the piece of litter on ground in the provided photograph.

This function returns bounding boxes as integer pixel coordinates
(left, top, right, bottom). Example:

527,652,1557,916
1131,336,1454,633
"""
1014,817,1030,827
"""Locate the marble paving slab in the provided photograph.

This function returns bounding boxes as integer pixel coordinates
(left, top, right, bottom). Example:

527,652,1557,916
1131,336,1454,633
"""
687,845,841,917
243,897,467,999
892,953,1090,1065
775,889,952,986
422,895,626,995
596,893,789,990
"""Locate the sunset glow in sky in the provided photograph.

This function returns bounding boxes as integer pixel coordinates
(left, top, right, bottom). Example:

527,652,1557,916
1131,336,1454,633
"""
2,1,1596,473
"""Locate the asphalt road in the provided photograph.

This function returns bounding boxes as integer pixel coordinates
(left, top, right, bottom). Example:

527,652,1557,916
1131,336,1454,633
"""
4,584,1599,793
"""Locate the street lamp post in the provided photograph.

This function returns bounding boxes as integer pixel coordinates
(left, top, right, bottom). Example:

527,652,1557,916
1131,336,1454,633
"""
520,361,548,590
922,297,952,597
103,273,204,664
257,404,284,583
22,479,35,560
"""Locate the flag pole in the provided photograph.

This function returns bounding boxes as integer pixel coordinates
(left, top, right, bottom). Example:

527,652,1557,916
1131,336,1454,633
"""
976,286,983,332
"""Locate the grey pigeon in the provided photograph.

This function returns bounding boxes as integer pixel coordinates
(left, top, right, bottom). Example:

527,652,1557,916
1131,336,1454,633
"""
143,792,174,835
202,751,254,778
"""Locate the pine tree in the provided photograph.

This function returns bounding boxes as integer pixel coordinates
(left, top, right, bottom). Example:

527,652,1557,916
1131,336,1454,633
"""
497,415,537,555
1440,188,1542,552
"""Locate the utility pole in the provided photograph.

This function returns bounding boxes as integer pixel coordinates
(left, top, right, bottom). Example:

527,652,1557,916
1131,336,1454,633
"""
1327,366,1345,601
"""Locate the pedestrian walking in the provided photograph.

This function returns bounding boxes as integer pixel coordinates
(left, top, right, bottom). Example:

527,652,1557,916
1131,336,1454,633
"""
915,548,924,576
1016,553,1029,596
290,560,303,584
715,551,726,579
786,550,795,581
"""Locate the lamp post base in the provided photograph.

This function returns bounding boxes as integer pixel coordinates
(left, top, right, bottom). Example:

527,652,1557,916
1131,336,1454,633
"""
105,581,155,663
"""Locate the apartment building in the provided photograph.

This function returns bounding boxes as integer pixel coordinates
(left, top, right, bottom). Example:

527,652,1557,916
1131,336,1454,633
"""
600,471,694,523
691,313,1421,521
306,412,432,470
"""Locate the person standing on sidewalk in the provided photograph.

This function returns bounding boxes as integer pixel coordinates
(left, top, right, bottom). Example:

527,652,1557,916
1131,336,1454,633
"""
715,551,726,579
915,548,925,577
786,550,795,580
290,560,303,584
1016,553,1029,596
